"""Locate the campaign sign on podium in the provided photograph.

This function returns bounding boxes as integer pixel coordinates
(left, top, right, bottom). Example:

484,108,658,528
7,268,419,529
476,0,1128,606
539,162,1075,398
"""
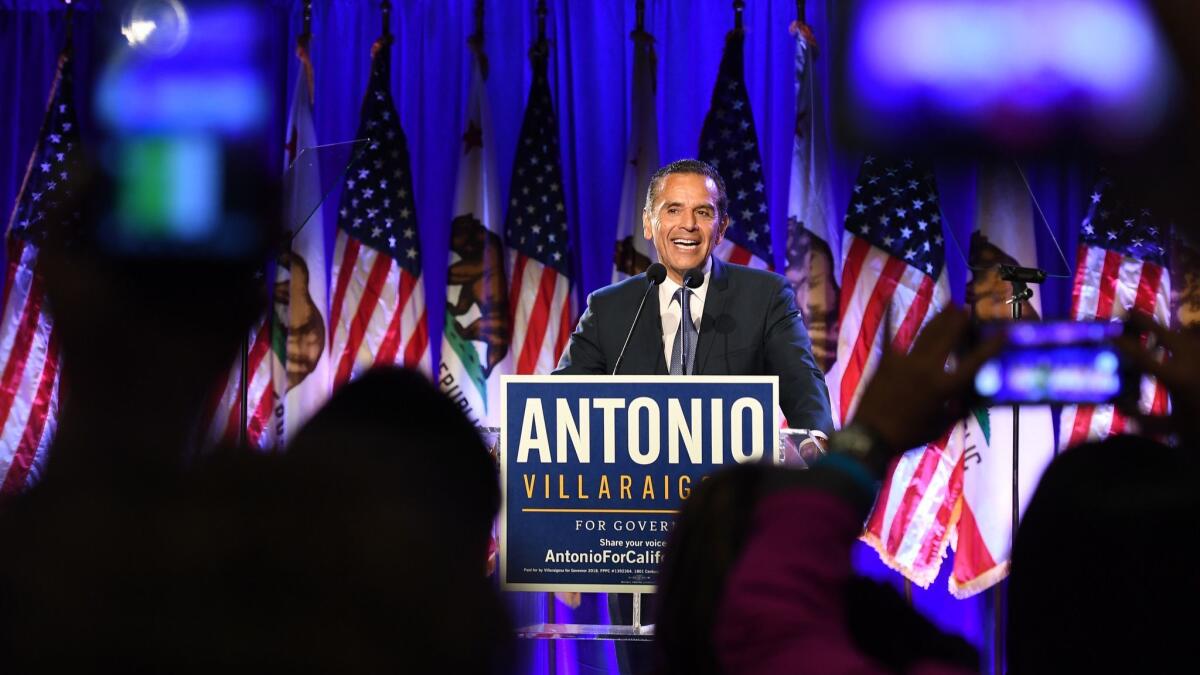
500,375,779,593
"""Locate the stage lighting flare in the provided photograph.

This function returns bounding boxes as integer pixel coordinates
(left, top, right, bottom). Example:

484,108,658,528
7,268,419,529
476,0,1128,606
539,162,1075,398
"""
121,0,190,56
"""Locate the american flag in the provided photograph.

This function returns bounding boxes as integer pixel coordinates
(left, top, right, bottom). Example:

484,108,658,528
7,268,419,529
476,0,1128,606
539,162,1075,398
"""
330,40,429,386
699,29,772,271
506,45,574,376
828,156,956,587
0,48,80,494
1059,178,1170,450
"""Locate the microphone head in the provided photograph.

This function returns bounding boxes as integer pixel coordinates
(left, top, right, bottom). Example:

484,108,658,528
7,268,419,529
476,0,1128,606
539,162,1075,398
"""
683,267,705,289
645,262,667,286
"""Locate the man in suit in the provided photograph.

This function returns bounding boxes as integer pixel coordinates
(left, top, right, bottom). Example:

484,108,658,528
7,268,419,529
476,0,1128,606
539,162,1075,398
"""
555,158,832,435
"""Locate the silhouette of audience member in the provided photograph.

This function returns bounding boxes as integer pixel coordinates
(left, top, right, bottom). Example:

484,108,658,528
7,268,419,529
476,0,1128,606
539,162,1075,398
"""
287,366,502,577
0,158,512,672
1007,435,1200,675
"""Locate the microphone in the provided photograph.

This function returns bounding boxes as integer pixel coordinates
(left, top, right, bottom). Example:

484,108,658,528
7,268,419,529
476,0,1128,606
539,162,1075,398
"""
997,264,1046,284
612,262,667,375
683,266,705,289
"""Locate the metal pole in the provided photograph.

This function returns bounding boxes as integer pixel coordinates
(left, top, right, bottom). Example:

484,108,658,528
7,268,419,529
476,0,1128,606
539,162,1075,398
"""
998,277,1030,674
632,592,643,629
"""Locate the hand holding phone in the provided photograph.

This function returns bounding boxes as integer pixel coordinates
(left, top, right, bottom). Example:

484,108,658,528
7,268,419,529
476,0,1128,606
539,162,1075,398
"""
1115,313,1200,444
972,320,1137,406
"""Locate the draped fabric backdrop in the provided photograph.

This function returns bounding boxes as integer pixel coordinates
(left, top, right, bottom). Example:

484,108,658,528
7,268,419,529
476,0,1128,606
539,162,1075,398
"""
1,1,1096,673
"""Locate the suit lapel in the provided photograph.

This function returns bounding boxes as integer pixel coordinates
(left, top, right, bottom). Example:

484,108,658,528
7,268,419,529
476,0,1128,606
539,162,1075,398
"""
627,283,668,375
646,288,669,375
695,256,730,375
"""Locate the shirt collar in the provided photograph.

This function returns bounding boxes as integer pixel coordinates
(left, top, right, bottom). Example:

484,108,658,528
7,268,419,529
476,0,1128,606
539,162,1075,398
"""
659,256,713,306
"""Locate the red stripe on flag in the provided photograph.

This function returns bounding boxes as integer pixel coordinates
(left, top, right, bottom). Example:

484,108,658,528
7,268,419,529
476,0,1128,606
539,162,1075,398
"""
1133,263,1163,317
0,269,47,429
0,328,59,495
554,289,574,364
951,494,998,580
222,318,273,444
866,455,902,536
516,267,559,375
404,310,429,368
839,257,907,422
1151,383,1169,416
246,376,277,449
885,432,950,555
891,275,935,354
329,236,361,350
923,458,965,568
1068,404,1095,448
728,245,752,266
910,470,960,573
1069,244,1088,318
375,270,417,365
1094,251,1123,319
838,237,870,320
333,253,395,387
1110,410,1126,435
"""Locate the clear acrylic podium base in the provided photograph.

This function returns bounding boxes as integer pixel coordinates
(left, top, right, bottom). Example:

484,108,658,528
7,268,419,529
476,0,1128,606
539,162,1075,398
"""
516,591,654,641
515,622,655,641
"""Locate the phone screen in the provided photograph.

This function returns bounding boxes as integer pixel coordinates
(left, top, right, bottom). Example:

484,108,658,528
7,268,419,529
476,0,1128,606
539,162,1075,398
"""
973,321,1133,405
92,0,275,260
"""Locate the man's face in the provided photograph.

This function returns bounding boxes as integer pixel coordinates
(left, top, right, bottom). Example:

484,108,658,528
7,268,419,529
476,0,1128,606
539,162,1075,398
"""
643,172,727,284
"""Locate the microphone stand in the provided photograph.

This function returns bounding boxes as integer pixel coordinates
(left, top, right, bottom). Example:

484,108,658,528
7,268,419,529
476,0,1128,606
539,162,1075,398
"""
612,271,664,375
997,264,1040,672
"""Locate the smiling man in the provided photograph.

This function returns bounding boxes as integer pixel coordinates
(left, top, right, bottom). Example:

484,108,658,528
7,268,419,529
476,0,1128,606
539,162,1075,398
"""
554,159,832,436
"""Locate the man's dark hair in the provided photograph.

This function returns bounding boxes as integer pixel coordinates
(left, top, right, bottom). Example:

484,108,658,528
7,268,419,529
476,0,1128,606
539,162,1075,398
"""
644,159,728,222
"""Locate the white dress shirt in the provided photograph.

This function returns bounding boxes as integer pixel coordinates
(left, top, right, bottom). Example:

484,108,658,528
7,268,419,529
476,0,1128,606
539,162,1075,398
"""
658,257,712,368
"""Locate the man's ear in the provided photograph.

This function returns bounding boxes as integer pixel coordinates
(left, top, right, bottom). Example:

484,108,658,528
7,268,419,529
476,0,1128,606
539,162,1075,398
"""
642,210,653,240
715,215,730,243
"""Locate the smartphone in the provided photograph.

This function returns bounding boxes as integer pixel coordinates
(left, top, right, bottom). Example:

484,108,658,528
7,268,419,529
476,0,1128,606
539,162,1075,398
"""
972,320,1137,405
839,0,1180,153
91,0,277,260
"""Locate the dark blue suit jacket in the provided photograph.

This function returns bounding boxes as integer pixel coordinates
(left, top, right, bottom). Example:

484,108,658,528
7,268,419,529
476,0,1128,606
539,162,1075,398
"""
554,257,833,434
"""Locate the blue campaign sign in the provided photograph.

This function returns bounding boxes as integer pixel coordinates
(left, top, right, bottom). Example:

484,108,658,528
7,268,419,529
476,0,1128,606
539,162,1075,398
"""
500,375,779,593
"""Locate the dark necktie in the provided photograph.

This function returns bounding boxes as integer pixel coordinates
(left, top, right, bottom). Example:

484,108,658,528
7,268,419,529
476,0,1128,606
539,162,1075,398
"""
669,287,697,376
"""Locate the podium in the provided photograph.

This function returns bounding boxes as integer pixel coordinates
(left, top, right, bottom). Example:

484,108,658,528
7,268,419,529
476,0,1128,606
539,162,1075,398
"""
483,375,826,642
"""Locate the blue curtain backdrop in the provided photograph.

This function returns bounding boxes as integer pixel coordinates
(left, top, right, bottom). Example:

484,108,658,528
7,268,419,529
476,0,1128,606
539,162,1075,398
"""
0,1,1096,673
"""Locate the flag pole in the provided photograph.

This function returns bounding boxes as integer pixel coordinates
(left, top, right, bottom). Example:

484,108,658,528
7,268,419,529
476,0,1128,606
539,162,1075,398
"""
530,10,556,673
469,0,488,79
381,0,392,43
997,265,1038,673
532,0,548,59
62,0,74,51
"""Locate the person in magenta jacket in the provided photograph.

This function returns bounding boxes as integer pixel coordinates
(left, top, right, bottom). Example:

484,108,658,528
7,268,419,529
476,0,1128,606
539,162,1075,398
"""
655,308,996,675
